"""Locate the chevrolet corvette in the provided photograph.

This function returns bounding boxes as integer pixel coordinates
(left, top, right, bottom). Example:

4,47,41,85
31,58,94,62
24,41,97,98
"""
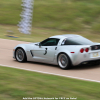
13,34,100,69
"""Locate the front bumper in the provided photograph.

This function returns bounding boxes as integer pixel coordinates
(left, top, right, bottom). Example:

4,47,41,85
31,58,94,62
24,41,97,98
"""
13,50,16,59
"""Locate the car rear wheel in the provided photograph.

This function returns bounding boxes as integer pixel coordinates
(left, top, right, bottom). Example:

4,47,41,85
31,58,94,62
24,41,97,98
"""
58,53,71,69
15,48,27,62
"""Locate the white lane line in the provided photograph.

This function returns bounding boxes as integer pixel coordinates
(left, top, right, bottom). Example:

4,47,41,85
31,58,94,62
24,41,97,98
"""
0,64,100,83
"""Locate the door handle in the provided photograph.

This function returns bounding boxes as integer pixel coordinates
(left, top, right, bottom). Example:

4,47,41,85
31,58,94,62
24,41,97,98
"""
55,47,57,50
44,48,48,55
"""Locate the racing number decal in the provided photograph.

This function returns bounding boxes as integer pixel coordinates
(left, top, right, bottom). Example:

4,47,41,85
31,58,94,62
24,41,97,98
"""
44,48,47,55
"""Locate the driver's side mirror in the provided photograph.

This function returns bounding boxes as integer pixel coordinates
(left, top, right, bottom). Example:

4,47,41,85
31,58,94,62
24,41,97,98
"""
39,43,42,48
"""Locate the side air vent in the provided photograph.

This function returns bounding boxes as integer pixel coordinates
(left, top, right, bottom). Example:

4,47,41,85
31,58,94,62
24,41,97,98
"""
30,50,34,57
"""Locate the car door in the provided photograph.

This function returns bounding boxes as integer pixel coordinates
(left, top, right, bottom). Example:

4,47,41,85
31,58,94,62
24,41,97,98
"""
43,46,58,62
32,38,59,62
31,45,46,61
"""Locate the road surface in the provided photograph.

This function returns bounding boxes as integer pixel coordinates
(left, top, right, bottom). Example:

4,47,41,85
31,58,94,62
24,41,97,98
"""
0,38,100,82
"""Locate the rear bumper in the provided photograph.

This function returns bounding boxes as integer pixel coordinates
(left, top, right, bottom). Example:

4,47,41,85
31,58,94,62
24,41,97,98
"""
72,51,100,66
80,59,100,65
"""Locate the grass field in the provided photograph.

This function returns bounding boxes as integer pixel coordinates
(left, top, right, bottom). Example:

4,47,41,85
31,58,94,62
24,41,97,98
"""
0,1,100,100
0,66,100,100
1,25,100,43
0,0,100,33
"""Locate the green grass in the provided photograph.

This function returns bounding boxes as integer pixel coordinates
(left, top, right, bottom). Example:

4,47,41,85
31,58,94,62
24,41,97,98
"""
1,25,100,43
0,0,100,33
0,66,100,100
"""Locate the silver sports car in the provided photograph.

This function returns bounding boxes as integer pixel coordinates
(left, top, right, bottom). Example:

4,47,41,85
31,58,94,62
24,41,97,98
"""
13,34,100,69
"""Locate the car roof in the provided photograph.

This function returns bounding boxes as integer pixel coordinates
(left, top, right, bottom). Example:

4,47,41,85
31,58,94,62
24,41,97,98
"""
50,34,80,39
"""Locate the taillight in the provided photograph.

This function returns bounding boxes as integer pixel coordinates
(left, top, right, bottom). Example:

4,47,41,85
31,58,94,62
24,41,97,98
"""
80,48,84,53
85,48,89,52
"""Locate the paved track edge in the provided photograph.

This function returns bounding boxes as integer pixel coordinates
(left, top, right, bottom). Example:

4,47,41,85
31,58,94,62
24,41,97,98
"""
0,64,100,83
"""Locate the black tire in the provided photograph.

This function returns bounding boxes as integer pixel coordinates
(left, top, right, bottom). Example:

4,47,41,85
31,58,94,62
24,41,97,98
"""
15,48,27,62
58,53,71,70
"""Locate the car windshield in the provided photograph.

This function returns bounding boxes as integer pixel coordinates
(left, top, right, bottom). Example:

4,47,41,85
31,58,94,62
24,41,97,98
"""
62,36,94,45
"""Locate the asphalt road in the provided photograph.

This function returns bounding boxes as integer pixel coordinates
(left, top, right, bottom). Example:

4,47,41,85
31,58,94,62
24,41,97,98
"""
0,38,100,82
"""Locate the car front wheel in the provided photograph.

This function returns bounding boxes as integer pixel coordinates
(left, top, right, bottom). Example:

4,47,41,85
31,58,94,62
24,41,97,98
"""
58,53,71,69
15,48,27,62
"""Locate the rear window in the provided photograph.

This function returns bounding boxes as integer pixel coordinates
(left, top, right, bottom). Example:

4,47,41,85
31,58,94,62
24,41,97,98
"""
61,36,94,45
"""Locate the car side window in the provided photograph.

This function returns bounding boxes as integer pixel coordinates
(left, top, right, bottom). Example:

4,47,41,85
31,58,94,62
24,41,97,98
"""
61,39,67,45
61,38,81,45
40,38,59,46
